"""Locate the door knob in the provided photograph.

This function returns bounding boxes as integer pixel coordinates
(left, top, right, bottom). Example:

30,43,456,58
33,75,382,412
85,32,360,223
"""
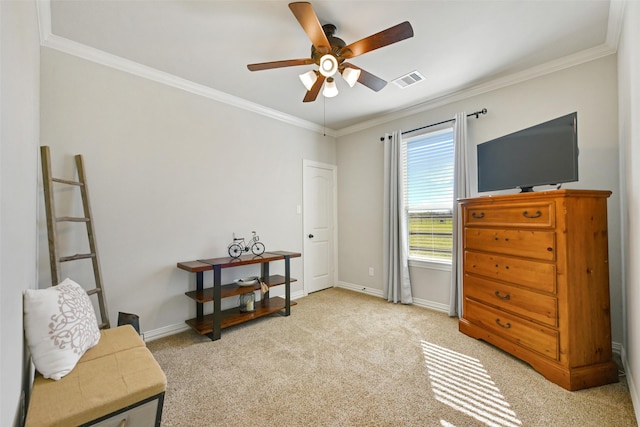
308,234,314,239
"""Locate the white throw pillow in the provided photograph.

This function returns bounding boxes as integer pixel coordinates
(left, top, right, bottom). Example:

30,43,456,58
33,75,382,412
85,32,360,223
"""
23,278,101,380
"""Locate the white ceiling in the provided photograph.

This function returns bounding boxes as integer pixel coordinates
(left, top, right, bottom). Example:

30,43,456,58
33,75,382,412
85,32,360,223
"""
45,0,620,133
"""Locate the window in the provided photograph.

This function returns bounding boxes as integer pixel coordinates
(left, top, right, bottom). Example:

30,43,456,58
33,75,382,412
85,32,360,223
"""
403,127,455,263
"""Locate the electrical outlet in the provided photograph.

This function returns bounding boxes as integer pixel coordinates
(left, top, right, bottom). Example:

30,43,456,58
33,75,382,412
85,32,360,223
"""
368,267,374,276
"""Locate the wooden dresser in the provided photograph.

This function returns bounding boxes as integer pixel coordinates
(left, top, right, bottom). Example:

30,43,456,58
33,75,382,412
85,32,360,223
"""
458,189,618,390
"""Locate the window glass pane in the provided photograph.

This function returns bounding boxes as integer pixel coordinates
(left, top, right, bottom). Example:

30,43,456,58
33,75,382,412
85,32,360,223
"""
408,210,452,260
403,127,454,262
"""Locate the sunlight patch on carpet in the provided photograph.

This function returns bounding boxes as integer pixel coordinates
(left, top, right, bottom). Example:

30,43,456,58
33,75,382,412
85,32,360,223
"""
421,341,522,427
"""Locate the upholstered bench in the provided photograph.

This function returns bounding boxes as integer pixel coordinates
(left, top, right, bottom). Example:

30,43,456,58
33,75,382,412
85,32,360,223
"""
25,325,167,427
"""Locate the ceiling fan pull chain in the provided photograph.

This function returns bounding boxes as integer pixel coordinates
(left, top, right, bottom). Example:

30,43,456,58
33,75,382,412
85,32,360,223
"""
323,95,326,136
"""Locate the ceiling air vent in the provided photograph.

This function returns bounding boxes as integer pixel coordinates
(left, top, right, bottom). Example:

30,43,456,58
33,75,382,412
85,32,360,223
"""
392,71,425,88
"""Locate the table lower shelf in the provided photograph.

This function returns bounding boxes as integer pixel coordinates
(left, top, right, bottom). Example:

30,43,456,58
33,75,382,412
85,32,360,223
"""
184,275,295,303
185,296,297,336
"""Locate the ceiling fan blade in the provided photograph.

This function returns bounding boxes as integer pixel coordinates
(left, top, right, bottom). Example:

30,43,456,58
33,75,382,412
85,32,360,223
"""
342,63,387,92
247,58,314,71
339,21,414,59
289,2,331,54
303,74,325,102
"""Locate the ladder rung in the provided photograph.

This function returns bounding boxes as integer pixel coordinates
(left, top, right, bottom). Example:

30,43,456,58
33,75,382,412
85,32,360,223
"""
86,287,102,296
56,216,91,223
59,253,96,262
52,177,84,186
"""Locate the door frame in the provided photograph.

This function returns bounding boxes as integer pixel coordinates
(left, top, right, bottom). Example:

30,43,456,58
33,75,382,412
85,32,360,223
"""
302,159,338,296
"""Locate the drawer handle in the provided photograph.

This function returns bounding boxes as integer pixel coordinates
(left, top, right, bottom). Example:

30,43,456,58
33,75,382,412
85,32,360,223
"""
494,291,511,300
523,210,542,219
496,318,512,329
472,212,485,219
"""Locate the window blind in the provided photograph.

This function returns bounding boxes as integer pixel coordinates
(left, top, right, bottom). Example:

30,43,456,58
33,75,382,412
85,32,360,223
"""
404,128,455,210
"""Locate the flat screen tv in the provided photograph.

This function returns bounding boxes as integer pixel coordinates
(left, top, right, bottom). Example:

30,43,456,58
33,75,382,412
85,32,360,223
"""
477,112,578,193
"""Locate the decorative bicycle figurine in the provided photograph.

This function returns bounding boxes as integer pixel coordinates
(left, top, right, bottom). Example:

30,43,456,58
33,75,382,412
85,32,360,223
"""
228,231,266,258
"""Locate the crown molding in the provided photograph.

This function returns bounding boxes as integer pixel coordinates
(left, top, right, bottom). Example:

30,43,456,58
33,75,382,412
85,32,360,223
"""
41,34,334,136
606,0,627,49
36,0,622,139
35,0,51,44
335,43,616,137
35,1,334,137
336,0,626,137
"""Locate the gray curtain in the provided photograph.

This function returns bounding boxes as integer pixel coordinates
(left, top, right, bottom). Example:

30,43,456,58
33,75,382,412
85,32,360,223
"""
383,131,413,304
449,113,469,317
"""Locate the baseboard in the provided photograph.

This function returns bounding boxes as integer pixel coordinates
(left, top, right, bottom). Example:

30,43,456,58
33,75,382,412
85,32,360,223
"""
620,345,640,425
336,281,384,298
411,297,450,313
335,281,450,313
143,322,190,342
613,341,623,355
264,287,305,301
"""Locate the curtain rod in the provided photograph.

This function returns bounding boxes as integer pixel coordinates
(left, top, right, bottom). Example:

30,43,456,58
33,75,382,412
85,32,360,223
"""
379,108,487,141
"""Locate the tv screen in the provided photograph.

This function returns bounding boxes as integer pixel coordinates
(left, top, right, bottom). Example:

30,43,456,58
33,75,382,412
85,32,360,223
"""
477,112,578,193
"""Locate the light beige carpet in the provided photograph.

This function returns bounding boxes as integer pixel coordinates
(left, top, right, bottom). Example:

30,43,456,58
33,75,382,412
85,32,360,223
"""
147,287,637,427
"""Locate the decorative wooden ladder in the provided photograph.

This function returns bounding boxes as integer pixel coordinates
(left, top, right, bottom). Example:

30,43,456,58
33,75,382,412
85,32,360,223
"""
40,146,110,329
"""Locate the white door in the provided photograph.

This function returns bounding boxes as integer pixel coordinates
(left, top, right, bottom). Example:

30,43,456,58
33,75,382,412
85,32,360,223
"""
303,160,336,294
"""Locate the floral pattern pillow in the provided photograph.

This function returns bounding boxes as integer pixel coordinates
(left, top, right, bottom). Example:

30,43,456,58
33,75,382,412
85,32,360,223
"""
24,278,101,380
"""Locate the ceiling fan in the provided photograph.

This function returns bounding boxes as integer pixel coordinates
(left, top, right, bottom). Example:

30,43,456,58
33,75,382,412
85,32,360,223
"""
247,2,414,102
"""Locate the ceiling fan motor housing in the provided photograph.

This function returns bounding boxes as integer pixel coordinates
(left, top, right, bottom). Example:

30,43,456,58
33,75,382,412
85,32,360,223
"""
311,24,346,65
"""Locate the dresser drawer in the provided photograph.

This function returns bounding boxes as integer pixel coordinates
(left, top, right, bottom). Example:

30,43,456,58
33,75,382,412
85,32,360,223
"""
464,201,555,228
464,274,557,327
465,228,556,261
464,299,559,360
464,251,556,293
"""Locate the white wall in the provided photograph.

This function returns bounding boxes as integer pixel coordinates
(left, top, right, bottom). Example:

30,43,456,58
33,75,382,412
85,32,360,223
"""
617,0,640,420
337,55,623,343
39,48,336,338
0,1,40,426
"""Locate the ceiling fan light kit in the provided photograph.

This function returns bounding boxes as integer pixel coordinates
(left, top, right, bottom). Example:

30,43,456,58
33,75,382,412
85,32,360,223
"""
318,54,338,77
299,70,318,91
341,67,361,88
247,2,414,103
323,77,339,98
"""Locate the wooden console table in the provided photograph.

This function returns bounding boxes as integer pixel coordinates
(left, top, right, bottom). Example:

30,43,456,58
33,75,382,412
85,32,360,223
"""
177,251,300,340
